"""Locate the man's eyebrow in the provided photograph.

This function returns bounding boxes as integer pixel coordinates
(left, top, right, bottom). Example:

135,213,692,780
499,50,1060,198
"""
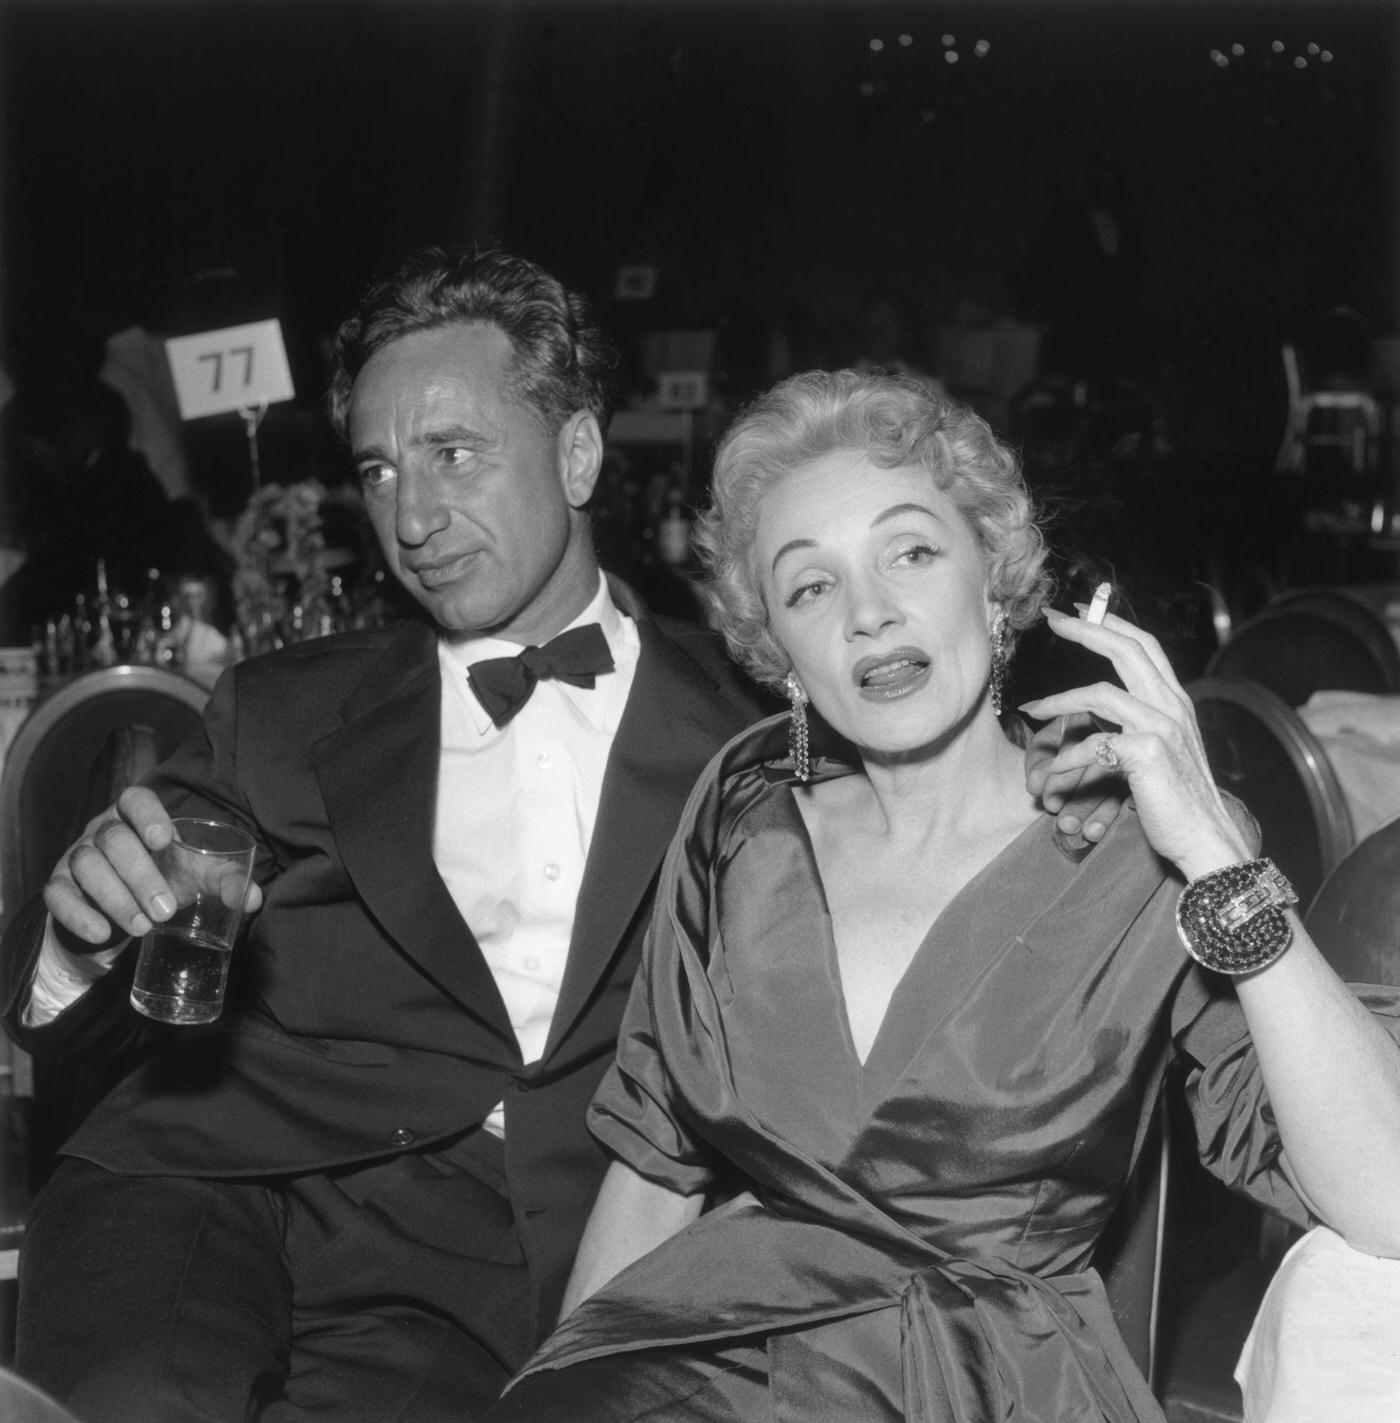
351,425,495,465
407,424,491,448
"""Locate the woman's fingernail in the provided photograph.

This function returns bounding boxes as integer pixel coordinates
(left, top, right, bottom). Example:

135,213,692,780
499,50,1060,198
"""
152,893,176,919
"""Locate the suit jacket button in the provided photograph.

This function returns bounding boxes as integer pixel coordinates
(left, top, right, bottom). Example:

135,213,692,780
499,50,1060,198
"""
391,1128,414,1147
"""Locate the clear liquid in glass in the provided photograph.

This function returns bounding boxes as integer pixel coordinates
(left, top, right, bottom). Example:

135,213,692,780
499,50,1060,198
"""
130,926,231,1024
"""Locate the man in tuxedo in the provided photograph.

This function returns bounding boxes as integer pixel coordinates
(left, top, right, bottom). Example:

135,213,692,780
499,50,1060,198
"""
3,245,1115,1423
1,246,770,1422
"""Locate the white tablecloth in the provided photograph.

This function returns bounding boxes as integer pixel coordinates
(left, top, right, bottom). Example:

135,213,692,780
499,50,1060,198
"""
1235,1226,1400,1421
1298,691,1400,840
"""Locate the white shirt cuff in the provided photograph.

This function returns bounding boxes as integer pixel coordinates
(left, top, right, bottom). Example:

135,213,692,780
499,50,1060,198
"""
23,917,128,1027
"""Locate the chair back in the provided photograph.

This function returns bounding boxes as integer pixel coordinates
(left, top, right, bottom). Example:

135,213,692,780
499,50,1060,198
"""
0,666,210,1191
1204,606,1398,708
1276,328,1381,475
0,1368,83,1423
1187,678,1354,910
1281,342,1304,407
1303,815,1400,987
1096,1097,1169,1388
0,666,208,929
1264,587,1400,693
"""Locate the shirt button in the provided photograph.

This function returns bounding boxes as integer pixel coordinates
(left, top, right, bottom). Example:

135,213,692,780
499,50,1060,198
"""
524,955,541,972
537,752,554,770
543,862,561,881
391,1128,415,1147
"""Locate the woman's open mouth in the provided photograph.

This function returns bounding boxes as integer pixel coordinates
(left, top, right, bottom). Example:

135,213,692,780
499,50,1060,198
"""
852,649,932,700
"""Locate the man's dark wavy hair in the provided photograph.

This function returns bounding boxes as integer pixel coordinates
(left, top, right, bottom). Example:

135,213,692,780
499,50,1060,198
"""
327,245,616,438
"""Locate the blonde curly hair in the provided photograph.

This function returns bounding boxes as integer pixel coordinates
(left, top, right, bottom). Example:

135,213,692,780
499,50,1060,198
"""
693,369,1052,692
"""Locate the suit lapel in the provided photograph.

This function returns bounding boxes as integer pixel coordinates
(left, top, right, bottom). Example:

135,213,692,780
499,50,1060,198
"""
312,620,517,1053
545,610,750,1057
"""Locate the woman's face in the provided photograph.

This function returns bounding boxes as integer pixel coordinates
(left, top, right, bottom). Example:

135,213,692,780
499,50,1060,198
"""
756,449,998,759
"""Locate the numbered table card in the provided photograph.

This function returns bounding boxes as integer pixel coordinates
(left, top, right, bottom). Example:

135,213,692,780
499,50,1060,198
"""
657,371,709,411
165,319,295,420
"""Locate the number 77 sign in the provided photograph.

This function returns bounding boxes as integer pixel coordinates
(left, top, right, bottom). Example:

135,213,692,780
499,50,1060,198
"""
166,319,296,420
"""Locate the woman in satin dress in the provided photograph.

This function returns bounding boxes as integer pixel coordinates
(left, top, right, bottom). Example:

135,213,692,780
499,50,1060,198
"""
489,371,1400,1421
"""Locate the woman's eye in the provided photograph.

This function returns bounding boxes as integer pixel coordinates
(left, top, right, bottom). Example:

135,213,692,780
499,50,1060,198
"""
784,578,831,608
892,542,939,567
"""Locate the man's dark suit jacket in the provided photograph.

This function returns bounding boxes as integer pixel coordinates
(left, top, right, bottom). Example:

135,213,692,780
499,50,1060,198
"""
1,584,767,1335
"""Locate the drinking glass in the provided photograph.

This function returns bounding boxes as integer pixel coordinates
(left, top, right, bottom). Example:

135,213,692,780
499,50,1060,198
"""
129,818,257,1025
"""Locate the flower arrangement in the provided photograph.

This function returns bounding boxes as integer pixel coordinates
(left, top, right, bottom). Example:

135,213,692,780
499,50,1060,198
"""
230,480,385,654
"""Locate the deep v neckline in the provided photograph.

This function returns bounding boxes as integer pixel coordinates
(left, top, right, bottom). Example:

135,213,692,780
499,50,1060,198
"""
785,785,1047,1083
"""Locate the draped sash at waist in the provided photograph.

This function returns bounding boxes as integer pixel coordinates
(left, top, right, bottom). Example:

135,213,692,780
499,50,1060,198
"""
896,1256,1158,1422
511,1202,1162,1422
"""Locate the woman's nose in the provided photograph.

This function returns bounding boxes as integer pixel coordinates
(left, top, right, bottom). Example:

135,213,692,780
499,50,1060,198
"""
844,578,903,640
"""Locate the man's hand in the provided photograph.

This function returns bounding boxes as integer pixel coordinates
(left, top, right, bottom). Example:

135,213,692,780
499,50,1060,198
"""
41,787,263,950
1023,713,1127,843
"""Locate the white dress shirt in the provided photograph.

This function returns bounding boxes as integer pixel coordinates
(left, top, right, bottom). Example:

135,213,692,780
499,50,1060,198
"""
26,576,640,1148
436,577,638,1136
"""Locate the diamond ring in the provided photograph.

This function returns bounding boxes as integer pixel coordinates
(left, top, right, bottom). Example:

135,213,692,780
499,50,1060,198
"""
1095,735,1122,772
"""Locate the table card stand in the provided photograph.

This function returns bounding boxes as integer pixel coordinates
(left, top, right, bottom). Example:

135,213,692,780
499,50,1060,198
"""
165,319,296,490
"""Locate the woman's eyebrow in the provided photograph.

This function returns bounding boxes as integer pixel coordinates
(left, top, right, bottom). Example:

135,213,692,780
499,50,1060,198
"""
771,504,946,572
770,538,816,574
871,502,943,528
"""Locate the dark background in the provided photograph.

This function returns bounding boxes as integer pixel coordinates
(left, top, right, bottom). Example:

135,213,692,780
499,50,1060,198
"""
4,0,1395,421
3,0,1399,646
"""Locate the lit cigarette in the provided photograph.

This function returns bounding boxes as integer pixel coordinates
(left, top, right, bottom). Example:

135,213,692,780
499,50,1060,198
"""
1085,582,1112,626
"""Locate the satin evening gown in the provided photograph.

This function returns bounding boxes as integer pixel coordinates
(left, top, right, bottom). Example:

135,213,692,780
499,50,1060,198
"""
502,715,1400,1422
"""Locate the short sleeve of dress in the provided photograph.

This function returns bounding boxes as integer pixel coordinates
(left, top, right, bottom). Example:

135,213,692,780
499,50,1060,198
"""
587,739,778,1197
587,932,718,1196
1171,968,1400,1226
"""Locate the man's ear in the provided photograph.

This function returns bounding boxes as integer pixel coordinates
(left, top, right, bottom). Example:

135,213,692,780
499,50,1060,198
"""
558,411,604,509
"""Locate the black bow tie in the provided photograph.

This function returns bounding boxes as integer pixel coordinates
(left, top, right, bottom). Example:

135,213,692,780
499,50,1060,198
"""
466,623,615,728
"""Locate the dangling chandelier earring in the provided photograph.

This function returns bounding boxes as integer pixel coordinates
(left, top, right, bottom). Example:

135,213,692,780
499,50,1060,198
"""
989,610,1009,718
786,672,811,782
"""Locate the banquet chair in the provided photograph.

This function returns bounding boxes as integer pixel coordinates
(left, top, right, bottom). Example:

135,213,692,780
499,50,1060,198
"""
1303,814,1400,988
1096,1096,1170,1389
1153,678,1356,1419
1274,342,1380,477
1263,586,1400,694
0,1367,82,1422
1204,605,1398,709
1,665,209,931
1154,1077,1289,1423
1186,678,1353,913
0,665,209,1201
